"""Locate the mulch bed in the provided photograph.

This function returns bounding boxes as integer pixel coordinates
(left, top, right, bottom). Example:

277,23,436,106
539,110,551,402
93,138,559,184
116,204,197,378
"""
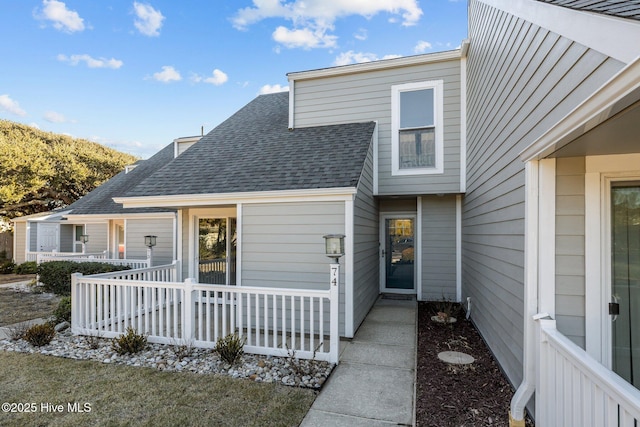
416,301,533,426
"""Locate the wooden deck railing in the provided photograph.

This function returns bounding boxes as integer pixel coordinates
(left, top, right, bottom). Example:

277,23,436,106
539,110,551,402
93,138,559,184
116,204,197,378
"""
34,251,150,269
537,319,640,426
70,264,339,364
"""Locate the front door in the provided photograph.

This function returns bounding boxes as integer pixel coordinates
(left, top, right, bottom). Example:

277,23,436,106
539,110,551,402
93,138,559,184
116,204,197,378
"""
198,217,236,284
611,184,640,389
37,223,58,252
381,216,416,293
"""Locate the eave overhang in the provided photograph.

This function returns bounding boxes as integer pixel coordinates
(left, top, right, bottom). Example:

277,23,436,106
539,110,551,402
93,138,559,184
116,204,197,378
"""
114,187,358,209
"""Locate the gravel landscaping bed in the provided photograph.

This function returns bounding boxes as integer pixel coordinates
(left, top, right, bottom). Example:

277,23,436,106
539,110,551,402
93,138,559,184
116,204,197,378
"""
0,328,334,390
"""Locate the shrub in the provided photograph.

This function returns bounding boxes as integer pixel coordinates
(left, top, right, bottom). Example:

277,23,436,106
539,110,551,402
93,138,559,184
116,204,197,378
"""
112,327,148,355
24,323,56,347
38,261,131,296
214,331,246,366
14,261,38,275
0,260,16,274
53,296,72,323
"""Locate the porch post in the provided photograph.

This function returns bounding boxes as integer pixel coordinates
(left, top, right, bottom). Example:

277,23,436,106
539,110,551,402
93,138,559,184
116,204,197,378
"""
329,263,340,365
183,278,195,345
70,272,82,334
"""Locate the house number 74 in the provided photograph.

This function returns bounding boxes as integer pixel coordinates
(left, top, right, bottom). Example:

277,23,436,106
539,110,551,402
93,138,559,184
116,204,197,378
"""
330,265,339,287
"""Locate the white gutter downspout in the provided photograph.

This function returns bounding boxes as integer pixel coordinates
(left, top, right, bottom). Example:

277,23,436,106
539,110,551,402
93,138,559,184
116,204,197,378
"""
509,160,539,426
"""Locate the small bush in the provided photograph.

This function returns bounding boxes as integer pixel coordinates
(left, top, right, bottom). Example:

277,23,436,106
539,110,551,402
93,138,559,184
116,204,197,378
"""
112,327,148,355
38,261,131,296
53,296,72,323
24,323,56,347
0,260,16,274
14,261,38,275
214,331,246,366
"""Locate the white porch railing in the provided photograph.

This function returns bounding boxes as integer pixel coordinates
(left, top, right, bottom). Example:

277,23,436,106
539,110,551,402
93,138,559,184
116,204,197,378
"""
34,251,149,269
537,319,640,426
27,251,107,262
71,264,339,364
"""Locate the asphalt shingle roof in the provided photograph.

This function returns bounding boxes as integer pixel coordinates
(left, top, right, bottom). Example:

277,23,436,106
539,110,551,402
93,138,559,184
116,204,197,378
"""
125,92,376,198
537,0,640,20
66,143,175,215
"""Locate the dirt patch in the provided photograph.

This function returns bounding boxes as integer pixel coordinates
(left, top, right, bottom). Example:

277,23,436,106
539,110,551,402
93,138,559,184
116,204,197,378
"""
0,286,60,326
0,274,35,285
416,301,533,426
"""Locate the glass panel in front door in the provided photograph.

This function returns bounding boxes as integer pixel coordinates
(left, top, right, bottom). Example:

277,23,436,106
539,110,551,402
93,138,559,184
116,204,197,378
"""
611,185,640,389
198,218,227,284
385,218,415,290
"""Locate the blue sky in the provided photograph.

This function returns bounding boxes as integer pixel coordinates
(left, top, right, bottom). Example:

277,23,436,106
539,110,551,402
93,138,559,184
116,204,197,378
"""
0,1,468,158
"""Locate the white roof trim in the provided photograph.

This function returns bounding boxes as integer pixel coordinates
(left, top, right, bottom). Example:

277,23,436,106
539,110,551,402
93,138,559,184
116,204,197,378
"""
64,212,175,221
11,210,73,223
115,187,358,208
520,56,640,161
479,0,640,64
287,49,462,81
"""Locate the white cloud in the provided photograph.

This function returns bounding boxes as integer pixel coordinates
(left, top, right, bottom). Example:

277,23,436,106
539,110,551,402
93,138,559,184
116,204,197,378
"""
151,66,181,83
57,54,123,69
354,28,367,41
414,40,432,54
259,84,289,95
0,95,27,116
192,69,229,86
36,0,85,33
232,0,422,49
43,111,68,123
133,2,165,37
273,26,337,49
333,50,401,66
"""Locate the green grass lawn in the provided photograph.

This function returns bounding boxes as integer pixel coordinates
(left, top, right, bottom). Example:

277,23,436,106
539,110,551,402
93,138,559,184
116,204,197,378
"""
0,351,316,427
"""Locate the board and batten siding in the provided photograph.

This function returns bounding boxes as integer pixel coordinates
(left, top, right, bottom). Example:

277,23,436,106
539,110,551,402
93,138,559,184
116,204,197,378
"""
464,0,625,386
241,201,347,336
126,218,173,266
14,222,26,264
421,195,457,301
555,157,586,348
353,144,379,334
292,59,462,195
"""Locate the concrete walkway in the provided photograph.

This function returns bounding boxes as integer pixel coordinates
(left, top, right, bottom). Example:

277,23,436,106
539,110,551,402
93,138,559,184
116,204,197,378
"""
301,295,417,426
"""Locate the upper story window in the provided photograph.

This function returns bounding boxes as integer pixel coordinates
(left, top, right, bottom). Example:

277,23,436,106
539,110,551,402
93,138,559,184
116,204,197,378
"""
391,80,444,175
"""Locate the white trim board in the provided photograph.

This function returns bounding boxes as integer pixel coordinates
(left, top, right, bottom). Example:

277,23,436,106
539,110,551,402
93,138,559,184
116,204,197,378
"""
479,0,640,64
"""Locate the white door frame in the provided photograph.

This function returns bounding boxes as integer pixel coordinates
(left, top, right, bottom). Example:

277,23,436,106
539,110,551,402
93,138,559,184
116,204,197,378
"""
37,223,59,252
379,212,418,294
585,154,640,366
189,207,236,283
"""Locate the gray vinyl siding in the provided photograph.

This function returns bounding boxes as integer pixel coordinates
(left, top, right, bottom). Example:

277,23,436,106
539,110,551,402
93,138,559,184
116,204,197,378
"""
126,218,174,266
59,224,74,252
29,222,37,252
241,201,347,336
353,144,379,334
14,222,26,264
555,157,586,348
293,59,462,195
464,0,625,387
421,195,457,301
85,223,108,254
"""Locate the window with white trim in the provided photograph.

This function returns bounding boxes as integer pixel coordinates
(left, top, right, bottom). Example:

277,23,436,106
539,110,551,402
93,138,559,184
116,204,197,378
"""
391,80,444,175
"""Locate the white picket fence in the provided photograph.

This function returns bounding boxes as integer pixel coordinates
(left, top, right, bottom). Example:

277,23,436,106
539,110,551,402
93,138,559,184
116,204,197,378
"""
537,319,640,426
31,251,150,269
71,263,340,364
27,251,107,262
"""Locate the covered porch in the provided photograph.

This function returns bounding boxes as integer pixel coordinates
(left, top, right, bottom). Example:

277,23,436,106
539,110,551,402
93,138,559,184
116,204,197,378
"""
511,58,640,425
